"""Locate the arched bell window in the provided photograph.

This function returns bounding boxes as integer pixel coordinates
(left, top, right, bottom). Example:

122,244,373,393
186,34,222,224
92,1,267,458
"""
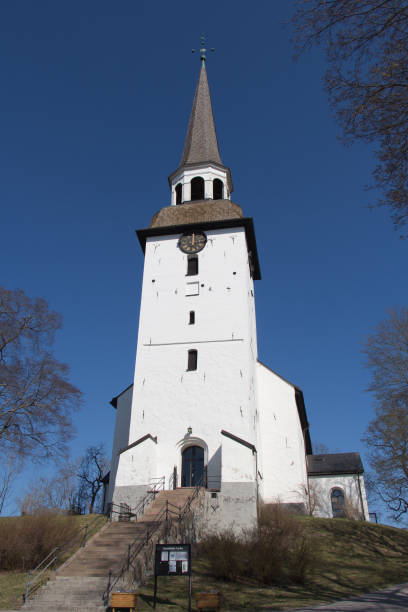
213,178,223,199
191,177,204,201
175,183,182,205
331,488,345,518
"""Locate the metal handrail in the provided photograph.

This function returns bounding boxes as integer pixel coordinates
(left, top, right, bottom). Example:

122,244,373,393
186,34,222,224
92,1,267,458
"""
103,477,204,605
108,477,165,522
24,513,106,602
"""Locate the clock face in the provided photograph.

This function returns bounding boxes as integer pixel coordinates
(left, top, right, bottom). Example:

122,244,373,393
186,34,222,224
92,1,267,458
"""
178,231,207,254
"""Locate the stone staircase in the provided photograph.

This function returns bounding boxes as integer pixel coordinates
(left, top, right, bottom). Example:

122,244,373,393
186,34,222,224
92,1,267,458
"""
23,577,107,612
139,487,195,523
23,488,197,611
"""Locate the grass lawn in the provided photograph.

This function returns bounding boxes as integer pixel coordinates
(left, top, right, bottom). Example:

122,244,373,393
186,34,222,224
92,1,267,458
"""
135,517,408,611
0,513,107,610
0,572,26,610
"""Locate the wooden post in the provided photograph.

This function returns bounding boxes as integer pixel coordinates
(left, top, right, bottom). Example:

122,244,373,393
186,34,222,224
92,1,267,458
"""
153,574,158,609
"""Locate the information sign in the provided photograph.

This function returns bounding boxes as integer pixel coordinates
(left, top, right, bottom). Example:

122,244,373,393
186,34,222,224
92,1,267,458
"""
154,544,192,610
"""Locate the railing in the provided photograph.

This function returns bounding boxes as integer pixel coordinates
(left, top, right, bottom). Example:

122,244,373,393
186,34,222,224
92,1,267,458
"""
103,477,204,605
107,476,165,522
24,513,106,603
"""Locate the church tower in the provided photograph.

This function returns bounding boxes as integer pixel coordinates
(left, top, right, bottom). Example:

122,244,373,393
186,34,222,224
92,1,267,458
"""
107,53,262,530
107,51,370,526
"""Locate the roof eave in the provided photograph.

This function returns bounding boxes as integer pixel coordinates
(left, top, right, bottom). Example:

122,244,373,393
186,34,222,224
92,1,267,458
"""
136,217,261,280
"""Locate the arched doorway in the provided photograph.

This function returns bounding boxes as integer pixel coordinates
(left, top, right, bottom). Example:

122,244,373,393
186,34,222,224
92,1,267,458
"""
181,445,204,487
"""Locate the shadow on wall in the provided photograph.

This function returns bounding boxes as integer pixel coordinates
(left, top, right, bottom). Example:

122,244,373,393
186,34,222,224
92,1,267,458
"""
207,446,221,490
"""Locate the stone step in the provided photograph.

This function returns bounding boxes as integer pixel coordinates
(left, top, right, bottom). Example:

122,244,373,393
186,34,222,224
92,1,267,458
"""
25,488,200,610
24,577,107,610
27,605,105,609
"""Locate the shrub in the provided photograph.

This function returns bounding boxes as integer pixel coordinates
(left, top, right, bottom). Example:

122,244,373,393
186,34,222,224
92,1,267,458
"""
198,503,318,585
342,497,364,521
0,511,78,571
197,530,248,581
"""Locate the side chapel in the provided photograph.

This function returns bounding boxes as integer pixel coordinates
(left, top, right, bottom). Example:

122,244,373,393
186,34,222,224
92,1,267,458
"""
105,51,369,530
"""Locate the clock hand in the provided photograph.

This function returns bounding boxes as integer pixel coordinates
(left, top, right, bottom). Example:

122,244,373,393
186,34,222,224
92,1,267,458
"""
192,233,195,245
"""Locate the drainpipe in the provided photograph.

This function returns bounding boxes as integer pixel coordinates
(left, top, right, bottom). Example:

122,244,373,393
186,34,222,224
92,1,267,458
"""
357,474,365,520
255,448,259,523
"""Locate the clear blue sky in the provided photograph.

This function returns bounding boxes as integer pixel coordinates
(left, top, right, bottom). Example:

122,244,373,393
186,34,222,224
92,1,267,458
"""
1,1,406,518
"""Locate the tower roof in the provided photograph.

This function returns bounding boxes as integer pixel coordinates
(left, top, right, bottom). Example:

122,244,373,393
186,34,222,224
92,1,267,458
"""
168,61,232,193
180,62,223,166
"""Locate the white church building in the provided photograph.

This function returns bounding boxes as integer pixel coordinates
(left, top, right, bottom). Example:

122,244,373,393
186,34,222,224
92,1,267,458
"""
106,55,369,530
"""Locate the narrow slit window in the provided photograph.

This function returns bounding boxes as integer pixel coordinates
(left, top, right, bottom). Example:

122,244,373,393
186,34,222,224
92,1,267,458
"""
189,311,195,325
187,256,198,276
187,349,197,371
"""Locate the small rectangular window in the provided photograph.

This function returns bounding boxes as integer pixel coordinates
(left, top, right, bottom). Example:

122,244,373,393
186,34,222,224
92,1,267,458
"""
187,256,198,276
187,349,197,371
185,282,199,296
189,311,195,324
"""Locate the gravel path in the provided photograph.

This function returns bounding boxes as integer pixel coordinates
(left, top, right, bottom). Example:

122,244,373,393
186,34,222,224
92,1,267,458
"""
288,582,408,611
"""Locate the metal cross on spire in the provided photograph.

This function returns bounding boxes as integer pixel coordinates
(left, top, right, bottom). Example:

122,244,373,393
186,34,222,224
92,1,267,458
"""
192,34,214,63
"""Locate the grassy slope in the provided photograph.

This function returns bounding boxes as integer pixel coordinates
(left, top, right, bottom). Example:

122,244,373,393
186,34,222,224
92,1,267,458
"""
136,517,408,611
0,514,107,610
1,515,407,610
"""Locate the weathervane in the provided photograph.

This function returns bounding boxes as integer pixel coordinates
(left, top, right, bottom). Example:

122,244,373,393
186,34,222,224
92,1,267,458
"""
192,35,214,63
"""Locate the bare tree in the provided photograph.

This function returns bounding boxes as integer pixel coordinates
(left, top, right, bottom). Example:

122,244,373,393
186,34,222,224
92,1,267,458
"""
312,442,330,454
77,444,108,514
363,307,408,405
298,482,322,516
0,454,21,515
362,307,408,520
362,399,408,519
18,460,80,514
0,286,82,461
293,1,408,236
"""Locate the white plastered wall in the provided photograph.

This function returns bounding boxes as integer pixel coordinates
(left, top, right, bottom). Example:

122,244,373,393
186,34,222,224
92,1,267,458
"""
106,385,133,507
256,362,308,505
309,473,370,520
112,226,259,515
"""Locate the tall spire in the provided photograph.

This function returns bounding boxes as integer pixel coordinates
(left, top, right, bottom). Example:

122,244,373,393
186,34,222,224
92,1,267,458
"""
168,44,232,205
180,61,223,167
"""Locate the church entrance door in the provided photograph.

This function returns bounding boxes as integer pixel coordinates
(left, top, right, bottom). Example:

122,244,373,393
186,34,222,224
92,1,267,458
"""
181,446,204,487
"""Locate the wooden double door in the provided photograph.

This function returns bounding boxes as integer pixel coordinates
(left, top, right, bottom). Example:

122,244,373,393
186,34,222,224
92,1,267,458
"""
181,446,204,487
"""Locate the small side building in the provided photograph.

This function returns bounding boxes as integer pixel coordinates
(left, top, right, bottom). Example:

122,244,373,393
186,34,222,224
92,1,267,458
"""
308,453,369,520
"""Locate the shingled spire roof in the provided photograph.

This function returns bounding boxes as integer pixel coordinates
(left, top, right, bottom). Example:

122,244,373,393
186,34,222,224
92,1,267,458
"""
180,62,223,166
168,59,232,195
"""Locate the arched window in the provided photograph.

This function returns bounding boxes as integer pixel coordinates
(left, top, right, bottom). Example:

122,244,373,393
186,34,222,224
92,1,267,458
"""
175,183,182,204
191,177,204,201
331,488,345,518
187,255,198,276
181,445,204,486
213,178,223,199
187,349,197,371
